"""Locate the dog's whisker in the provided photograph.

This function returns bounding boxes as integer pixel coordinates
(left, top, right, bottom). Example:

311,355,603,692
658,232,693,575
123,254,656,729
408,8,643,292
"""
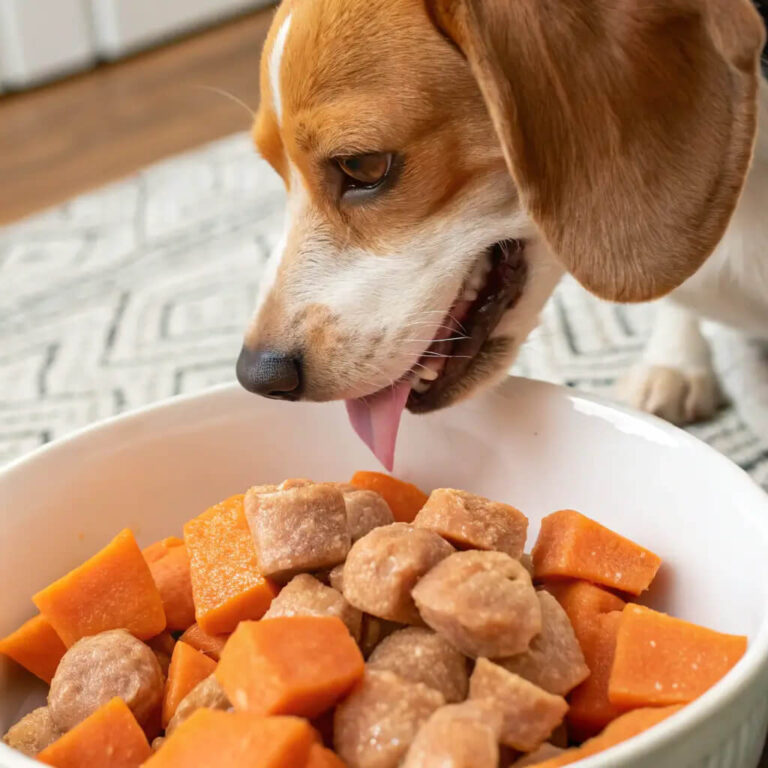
194,85,255,119
403,336,469,344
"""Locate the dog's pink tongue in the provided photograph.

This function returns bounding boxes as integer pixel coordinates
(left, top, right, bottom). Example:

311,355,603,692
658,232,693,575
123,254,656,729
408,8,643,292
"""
345,380,412,471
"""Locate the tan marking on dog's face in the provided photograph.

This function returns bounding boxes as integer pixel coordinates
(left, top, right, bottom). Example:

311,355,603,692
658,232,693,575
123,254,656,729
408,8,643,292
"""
246,0,552,404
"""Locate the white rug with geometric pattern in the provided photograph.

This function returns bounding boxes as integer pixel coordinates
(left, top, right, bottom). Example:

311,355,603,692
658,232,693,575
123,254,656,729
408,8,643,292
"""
2,133,768,488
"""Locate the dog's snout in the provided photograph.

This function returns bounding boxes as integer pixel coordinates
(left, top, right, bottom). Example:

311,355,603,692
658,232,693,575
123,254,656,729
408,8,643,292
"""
236,347,303,400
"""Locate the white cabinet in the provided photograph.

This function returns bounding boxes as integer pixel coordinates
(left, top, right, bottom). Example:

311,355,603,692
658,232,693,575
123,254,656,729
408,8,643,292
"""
0,0,95,88
89,0,273,59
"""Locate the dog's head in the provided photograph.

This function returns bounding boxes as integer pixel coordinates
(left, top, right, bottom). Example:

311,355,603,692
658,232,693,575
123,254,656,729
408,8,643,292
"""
238,0,764,459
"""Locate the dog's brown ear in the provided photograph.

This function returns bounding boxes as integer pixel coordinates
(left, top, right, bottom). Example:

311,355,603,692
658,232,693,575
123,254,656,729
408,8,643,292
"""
427,0,765,301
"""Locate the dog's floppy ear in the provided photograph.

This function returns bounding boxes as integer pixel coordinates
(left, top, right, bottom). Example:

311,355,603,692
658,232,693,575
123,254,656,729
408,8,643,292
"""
427,0,765,301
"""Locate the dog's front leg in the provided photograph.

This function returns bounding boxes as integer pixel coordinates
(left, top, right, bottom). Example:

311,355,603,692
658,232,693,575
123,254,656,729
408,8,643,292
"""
619,300,723,425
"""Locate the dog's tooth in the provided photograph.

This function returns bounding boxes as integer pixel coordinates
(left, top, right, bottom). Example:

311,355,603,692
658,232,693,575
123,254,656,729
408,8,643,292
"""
419,367,440,381
462,288,478,302
412,378,431,393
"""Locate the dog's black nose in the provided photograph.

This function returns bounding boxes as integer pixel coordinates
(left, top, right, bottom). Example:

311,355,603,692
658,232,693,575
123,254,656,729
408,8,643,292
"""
236,347,302,400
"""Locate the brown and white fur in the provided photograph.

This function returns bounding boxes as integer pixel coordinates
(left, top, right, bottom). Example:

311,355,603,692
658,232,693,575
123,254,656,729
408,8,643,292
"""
241,0,767,427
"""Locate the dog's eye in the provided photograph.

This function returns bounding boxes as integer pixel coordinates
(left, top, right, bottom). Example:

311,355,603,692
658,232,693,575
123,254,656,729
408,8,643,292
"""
336,153,393,193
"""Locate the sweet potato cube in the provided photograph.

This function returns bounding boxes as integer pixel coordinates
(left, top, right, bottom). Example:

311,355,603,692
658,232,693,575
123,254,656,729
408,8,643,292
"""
216,616,365,718
33,529,166,646
184,495,278,635
532,510,661,595
179,623,229,660
349,471,428,523
468,659,567,752
414,488,528,558
143,537,196,632
566,611,623,741
0,614,66,684
37,697,150,768
142,710,316,768
544,580,626,639
608,604,747,707
162,641,217,727
528,705,682,767
245,485,350,581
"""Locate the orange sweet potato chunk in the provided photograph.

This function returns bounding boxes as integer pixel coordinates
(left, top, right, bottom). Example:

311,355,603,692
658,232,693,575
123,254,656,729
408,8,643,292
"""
162,641,218,727
544,580,626,642
37,697,150,768
33,529,166,646
566,611,624,742
526,705,682,766
349,471,428,523
179,623,229,661
608,604,747,708
184,495,278,635
306,743,347,768
217,616,365,718
533,510,661,595
0,614,66,683
143,537,196,632
142,710,316,768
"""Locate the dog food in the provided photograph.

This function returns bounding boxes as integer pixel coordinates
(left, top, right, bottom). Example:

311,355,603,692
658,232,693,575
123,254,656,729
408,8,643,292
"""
342,489,395,542
165,675,229,736
0,615,67,684
262,574,362,641
48,630,163,732
342,523,454,624
245,485,351,580
216,616,364,718
184,495,278,635
532,510,661,595
141,538,196,633
161,642,217,728
334,669,445,768
400,700,502,768
0,475,749,768
608,604,748,708
367,627,468,702
38,698,151,768
497,591,590,696
414,488,528,558
2,708,62,757
412,550,541,657
469,658,568,752
33,529,166,646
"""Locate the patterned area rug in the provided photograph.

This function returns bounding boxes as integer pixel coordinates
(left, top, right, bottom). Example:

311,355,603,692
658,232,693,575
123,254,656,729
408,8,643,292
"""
2,133,768,488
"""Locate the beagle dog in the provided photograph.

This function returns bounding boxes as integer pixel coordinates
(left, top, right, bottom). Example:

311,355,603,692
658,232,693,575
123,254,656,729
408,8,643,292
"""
236,0,768,469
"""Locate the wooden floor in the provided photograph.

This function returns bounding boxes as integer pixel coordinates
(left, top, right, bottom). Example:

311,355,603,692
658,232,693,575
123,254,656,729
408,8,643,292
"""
0,8,274,225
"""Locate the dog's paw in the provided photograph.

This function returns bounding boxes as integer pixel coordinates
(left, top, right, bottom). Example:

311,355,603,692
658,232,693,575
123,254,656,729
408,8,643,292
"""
618,365,723,426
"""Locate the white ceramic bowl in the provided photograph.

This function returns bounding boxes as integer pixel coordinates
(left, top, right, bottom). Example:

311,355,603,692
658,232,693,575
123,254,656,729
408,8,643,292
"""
2,378,768,768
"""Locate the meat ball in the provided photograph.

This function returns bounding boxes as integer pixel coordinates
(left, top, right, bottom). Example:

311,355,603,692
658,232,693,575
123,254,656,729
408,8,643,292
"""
469,658,568,752
245,484,350,580
2,707,61,757
48,629,163,732
166,674,230,735
262,574,362,640
401,701,501,768
343,523,454,624
367,627,468,702
497,591,589,696
411,550,541,657
334,669,444,768
342,490,394,541
414,489,527,558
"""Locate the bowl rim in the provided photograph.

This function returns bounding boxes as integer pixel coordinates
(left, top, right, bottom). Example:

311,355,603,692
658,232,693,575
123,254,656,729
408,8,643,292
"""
1,378,768,767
